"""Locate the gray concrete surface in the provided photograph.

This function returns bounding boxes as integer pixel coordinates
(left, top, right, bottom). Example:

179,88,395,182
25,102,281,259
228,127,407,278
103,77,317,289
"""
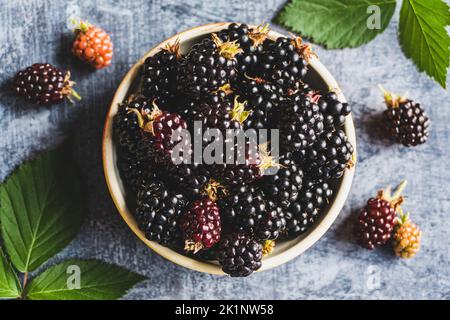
0,0,449,299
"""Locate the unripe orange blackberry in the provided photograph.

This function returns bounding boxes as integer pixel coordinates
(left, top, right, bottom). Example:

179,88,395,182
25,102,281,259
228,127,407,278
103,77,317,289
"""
71,19,113,69
393,212,421,259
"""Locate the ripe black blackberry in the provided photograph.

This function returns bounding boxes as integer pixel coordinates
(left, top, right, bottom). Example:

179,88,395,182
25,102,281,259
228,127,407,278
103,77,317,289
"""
380,86,430,146
261,153,303,209
180,92,228,130
284,180,333,238
177,33,242,97
318,91,351,130
234,75,285,129
297,129,354,182
117,149,159,193
217,23,269,76
141,41,182,110
12,63,81,105
276,91,324,151
217,142,281,187
217,185,265,227
113,98,144,154
135,181,187,245
355,181,406,249
260,37,313,92
217,233,263,277
188,95,249,165
238,199,286,241
218,185,285,241
196,95,246,133
113,97,160,192
165,163,228,202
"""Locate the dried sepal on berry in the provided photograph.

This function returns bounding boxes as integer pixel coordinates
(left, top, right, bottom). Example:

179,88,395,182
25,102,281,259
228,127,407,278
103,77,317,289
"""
213,83,233,96
289,35,316,62
393,211,422,259
248,23,270,48
211,33,244,59
229,96,251,124
201,178,228,202
262,240,275,256
163,38,183,60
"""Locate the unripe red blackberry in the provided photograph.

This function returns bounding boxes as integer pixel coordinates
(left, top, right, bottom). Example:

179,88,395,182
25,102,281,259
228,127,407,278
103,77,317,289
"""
355,181,407,250
128,101,188,163
380,86,430,146
12,63,81,105
181,198,222,252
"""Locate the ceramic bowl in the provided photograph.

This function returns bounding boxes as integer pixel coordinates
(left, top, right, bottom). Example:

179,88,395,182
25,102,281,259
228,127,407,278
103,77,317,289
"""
102,22,356,275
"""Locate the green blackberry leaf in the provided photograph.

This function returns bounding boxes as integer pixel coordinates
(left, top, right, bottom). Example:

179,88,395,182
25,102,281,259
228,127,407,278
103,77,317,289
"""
0,146,86,272
399,0,450,89
275,0,396,49
0,247,21,299
26,259,146,300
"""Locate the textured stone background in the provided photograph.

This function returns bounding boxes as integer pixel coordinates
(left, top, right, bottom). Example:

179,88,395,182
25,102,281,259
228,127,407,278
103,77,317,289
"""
0,0,449,299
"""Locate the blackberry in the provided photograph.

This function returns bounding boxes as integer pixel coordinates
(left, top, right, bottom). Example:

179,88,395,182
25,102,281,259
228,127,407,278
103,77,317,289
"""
217,185,265,228
297,129,354,182
193,95,246,137
165,163,213,200
356,181,406,250
393,212,421,259
141,41,182,110
180,92,228,131
188,95,249,164
380,86,430,146
318,91,352,130
113,99,142,154
12,63,80,105
135,181,187,245
113,97,160,192
260,37,313,92
238,198,286,241
284,180,333,238
217,233,263,277
234,75,285,129
71,20,113,69
177,33,242,97
129,102,189,163
276,91,324,151
218,185,285,241
260,153,303,209
217,23,269,76
218,142,279,187
181,198,222,252
117,149,159,193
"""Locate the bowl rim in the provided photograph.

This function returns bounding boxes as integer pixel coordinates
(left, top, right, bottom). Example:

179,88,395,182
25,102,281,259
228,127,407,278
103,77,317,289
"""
102,22,356,275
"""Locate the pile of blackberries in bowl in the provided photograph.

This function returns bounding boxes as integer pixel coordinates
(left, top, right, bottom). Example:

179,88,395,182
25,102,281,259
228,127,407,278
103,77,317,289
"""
106,23,356,277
